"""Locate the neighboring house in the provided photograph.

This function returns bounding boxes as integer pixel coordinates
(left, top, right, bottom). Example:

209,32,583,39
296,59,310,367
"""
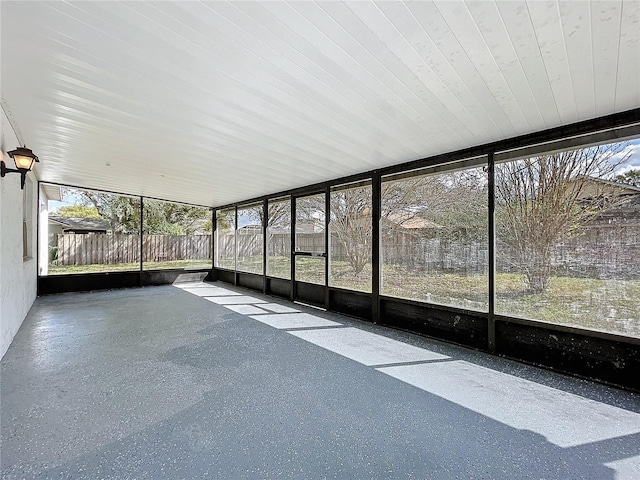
554,176,640,279
48,217,111,262
571,177,640,227
296,220,324,233
384,213,442,232
49,216,111,235
184,217,212,235
259,221,325,234
575,176,640,201
237,224,262,235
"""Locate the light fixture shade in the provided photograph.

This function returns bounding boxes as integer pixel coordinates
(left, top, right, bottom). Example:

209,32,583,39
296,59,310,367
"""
13,154,35,170
8,146,38,171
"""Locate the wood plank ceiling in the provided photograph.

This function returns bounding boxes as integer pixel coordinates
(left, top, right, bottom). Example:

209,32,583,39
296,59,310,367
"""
2,1,639,207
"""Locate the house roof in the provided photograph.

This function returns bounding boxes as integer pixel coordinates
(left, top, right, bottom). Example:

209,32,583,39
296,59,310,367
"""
587,177,640,193
49,217,111,232
574,176,640,200
385,213,442,229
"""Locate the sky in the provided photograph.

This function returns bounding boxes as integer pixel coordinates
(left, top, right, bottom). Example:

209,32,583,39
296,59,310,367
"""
48,192,85,213
612,138,640,176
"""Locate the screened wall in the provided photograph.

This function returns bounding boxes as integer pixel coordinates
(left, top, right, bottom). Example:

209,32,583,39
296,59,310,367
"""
267,197,291,279
295,193,326,286
213,136,639,340
236,203,263,275
381,162,488,311
40,185,212,275
141,199,212,271
494,142,640,337
214,208,235,270
36,120,640,390
329,181,372,293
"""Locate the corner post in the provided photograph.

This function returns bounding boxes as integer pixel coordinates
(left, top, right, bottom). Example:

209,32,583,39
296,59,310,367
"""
488,153,496,352
139,196,144,287
372,172,381,324
263,199,268,294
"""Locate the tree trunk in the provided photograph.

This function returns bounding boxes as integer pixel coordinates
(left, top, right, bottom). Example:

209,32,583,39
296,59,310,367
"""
520,246,552,294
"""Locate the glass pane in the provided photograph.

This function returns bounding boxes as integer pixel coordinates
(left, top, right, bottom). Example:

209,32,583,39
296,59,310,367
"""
236,203,263,275
381,162,489,311
267,198,291,279
215,208,235,270
295,194,325,253
329,182,372,292
295,194,325,285
142,199,212,270
43,185,141,275
295,256,325,285
496,140,640,337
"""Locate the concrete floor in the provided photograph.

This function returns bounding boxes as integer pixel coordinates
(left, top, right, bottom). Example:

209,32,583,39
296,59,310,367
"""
1,282,639,479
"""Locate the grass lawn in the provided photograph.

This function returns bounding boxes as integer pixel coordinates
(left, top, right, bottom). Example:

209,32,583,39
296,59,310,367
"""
382,267,639,338
49,255,639,338
495,274,640,337
48,259,212,274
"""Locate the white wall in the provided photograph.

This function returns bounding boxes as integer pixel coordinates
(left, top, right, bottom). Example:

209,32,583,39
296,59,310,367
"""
1,109,39,359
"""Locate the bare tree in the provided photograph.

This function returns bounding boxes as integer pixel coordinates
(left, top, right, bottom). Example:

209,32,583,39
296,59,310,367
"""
331,185,372,275
266,200,291,260
329,177,442,276
495,143,631,294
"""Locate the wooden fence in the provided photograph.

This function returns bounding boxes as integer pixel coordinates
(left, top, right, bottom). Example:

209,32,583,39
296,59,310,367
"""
160,221,640,280
218,233,321,259
54,233,212,265
99,221,640,280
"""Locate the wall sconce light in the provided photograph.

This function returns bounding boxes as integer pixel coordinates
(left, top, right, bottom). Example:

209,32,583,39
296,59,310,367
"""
1,146,39,189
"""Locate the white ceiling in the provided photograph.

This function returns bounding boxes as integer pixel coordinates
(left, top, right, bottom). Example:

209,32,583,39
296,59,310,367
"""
2,1,639,207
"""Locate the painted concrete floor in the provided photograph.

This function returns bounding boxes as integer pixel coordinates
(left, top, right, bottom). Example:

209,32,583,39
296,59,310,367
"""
1,282,639,479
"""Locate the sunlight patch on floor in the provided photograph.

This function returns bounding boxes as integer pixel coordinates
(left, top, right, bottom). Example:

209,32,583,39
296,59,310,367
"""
290,327,449,366
378,361,640,448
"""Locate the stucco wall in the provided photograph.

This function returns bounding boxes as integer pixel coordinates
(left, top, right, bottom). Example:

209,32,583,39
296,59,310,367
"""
1,110,39,359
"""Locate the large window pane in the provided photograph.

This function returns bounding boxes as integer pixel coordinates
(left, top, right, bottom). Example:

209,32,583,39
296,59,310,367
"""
295,194,325,285
267,197,291,279
44,185,141,275
381,163,489,311
496,140,640,337
236,203,263,275
329,181,372,292
215,208,235,270
142,199,212,270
